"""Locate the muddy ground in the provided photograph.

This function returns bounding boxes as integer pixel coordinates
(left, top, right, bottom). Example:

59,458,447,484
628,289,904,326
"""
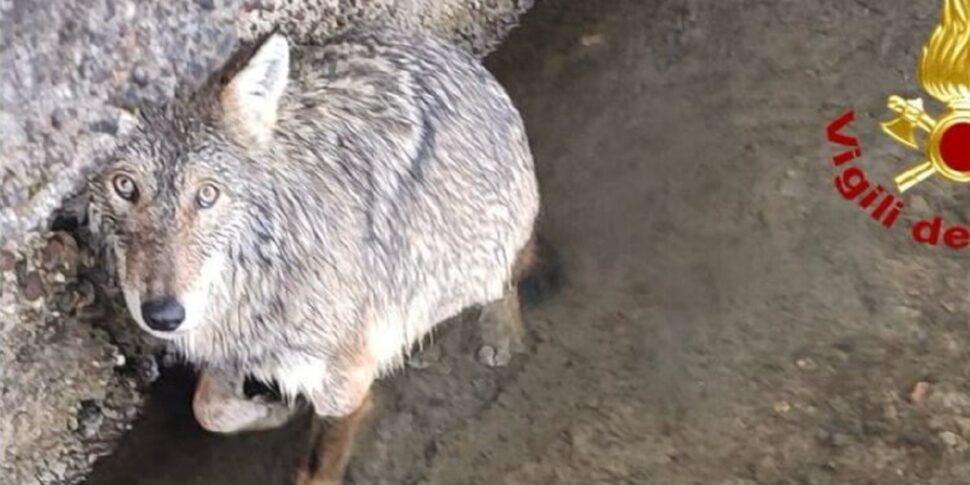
83,1,970,484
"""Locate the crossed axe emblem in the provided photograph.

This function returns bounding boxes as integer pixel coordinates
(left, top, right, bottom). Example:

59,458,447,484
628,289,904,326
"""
882,97,970,192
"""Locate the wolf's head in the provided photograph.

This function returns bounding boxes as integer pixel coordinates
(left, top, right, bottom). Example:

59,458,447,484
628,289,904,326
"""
90,35,291,339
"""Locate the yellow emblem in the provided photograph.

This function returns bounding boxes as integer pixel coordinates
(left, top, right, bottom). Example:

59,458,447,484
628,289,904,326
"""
882,0,970,192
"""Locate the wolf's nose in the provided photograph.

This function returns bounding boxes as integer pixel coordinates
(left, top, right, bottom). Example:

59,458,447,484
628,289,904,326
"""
141,298,186,332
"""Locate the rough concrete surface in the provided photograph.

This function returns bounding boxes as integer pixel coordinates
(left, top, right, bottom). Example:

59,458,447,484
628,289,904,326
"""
0,1,530,483
79,0,970,484
0,230,149,485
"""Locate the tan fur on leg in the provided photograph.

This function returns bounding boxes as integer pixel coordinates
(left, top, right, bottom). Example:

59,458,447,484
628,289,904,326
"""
296,392,374,485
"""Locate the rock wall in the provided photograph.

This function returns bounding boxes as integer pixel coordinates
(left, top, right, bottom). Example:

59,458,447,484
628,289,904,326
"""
0,1,531,483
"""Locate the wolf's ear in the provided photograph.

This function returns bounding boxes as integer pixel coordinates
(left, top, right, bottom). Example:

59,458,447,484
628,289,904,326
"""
221,34,289,145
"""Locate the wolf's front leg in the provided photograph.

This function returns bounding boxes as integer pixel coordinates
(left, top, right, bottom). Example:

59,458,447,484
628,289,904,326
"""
296,352,377,485
295,391,374,485
477,284,526,367
193,367,300,433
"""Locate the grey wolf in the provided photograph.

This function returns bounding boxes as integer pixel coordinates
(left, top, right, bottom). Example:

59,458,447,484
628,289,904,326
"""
89,30,539,483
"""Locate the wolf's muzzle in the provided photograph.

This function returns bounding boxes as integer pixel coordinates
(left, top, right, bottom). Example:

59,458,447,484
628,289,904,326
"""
141,298,186,332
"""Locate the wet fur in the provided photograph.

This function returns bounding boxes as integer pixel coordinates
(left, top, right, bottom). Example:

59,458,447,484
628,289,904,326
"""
89,30,540,418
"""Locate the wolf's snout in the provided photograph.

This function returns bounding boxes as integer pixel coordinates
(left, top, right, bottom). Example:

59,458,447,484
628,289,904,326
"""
141,298,186,332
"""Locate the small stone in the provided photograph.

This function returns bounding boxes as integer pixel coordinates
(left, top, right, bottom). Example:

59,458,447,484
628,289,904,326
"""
796,357,817,371
195,0,216,10
131,65,151,87
941,431,960,447
22,271,44,301
942,300,958,313
579,33,605,47
773,401,791,414
50,108,67,129
90,118,119,135
910,381,931,404
0,250,14,271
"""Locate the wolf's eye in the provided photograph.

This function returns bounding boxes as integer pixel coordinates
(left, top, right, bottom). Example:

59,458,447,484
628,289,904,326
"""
112,174,138,202
196,184,220,209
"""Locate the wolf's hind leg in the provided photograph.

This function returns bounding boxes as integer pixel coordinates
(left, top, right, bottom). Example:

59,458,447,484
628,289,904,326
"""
193,368,299,433
476,285,526,367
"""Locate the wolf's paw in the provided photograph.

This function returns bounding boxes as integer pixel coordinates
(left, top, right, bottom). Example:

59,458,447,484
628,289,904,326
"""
476,292,525,368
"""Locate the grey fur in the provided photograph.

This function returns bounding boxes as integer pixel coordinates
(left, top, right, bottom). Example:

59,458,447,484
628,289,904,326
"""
89,30,539,418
